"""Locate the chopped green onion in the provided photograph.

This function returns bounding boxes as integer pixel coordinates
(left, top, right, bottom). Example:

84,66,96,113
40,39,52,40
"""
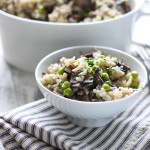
38,7,45,14
64,88,72,97
107,68,114,72
83,12,88,18
131,81,138,88
102,73,109,81
85,58,94,67
131,71,138,79
78,74,82,77
79,69,83,71
90,77,93,80
99,55,106,60
105,81,111,85
49,82,53,85
103,84,110,92
58,68,64,75
87,68,90,72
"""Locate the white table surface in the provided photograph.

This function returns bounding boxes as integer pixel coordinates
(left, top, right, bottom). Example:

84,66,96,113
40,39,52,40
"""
0,15,150,149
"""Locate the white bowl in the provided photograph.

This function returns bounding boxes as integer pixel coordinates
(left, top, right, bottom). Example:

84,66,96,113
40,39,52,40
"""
0,0,144,72
35,46,147,127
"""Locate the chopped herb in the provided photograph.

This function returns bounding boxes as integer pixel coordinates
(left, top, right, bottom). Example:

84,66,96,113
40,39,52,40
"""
87,68,90,72
90,77,93,80
85,58,94,67
79,69,83,71
78,74,82,77
83,12,88,18
49,82,53,85
105,81,111,85
107,68,115,72
99,55,106,60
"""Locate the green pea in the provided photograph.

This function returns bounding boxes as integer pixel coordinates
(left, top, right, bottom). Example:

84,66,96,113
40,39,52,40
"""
102,73,109,81
38,7,45,14
61,81,70,90
92,66,101,71
58,68,64,75
105,81,111,85
103,84,110,92
64,88,72,97
131,81,138,88
131,71,138,79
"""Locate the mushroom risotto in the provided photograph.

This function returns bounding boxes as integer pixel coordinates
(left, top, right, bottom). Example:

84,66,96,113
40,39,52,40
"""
40,50,141,102
0,0,130,23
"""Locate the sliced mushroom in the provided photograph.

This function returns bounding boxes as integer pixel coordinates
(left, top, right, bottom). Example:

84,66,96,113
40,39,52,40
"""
116,60,130,74
83,73,94,86
117,1,130,13
84,53,93,58
95,68,104,85
75,0,96,12
75,92,90,101
70,71,81,84
71,83,82,89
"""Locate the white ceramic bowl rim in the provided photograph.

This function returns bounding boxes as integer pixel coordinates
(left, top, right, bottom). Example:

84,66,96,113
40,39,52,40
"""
35,45,147,105
0,0,144,26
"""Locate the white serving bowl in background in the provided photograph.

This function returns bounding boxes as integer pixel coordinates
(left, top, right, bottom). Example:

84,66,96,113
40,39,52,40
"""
35,46,147,127
0,0,144,72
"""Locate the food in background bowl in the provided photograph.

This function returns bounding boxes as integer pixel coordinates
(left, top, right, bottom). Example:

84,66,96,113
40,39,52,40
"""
40,49,141,102
0,0,130,23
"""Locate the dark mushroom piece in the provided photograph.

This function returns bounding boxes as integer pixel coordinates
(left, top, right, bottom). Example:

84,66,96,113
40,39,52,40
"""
94,68,104,85
68,64,75,70
116,60,131,74
71,83,83,89
75,0,96,12
83,73,94,86
117,1,130,13
110,84,118,91
74,90,90,101
70,71,81,84
84,53,93,58
72,14,83,21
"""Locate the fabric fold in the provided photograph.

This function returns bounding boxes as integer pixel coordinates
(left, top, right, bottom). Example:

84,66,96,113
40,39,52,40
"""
0,88,150,150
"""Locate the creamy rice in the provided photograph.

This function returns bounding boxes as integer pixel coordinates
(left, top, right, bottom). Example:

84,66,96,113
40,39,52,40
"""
40,49,141,102
0,0,131,23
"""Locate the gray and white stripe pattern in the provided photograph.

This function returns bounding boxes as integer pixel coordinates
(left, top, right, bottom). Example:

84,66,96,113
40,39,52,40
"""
0,87,150,150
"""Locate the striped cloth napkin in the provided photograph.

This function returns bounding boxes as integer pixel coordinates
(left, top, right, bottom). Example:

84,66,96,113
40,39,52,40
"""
0,88,150,150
